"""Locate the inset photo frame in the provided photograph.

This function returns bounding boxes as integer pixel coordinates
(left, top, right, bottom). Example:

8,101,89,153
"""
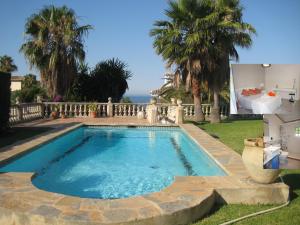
230,64,300,115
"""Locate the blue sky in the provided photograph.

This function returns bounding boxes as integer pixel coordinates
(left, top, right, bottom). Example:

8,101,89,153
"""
0,0,300,95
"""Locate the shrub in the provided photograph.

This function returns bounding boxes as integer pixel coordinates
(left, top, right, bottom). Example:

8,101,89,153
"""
88,104,98,112
11,74,47,103
69,58,132,102
0,72,11,133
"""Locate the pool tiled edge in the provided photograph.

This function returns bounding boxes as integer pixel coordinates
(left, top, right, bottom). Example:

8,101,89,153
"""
0,123,83,165
0,121,290,225
179,124,248,177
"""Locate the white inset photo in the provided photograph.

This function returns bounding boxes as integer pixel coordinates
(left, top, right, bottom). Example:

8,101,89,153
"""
263,114,300,169
230,64,300,115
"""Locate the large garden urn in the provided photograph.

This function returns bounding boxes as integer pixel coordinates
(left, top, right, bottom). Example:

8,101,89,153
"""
242,138,280,184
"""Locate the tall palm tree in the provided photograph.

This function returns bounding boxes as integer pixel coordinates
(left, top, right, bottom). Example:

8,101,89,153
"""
151,0,255,123
206,0,256,123
0,55,17,73
20,5,92,98
150,0,217,121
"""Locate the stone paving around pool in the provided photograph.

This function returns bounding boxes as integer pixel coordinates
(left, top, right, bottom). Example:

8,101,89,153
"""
0,118,290,225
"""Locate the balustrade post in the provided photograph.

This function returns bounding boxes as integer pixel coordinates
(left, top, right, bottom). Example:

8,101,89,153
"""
17,104,23,122
40,103,45,118
107,97,114,117
15,97,20,105
175,99,184,124
146,98,159,124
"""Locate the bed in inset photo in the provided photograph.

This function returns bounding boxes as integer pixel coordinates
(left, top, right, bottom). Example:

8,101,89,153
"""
230,64,300,115
236,88,282,114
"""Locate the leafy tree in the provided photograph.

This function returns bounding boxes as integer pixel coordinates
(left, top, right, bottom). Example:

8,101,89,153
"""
11,74,47,103
66,63,91,101
20,5,92,98
70,58,132,102
0,55,17,73
22,74,38,88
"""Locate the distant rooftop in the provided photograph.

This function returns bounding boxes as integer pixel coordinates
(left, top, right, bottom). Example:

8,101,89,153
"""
11,76,24,82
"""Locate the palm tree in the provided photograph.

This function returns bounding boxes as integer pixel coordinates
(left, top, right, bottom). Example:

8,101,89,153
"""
20,5,92,98
151,0,255,122
0,55,17,73
206,0,256,123
150,0,216,121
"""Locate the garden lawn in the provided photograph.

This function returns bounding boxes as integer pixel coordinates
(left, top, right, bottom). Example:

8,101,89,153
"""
193,119,300,225
0,127,52,149
197,119,264,155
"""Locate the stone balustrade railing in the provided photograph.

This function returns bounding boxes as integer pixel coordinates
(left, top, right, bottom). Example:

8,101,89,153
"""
43,102,109,118
182,104,229,118
9,99,229,125
9,103,44,124
113,103,147,117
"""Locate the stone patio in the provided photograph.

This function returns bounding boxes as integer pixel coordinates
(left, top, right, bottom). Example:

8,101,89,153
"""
0,118,289,225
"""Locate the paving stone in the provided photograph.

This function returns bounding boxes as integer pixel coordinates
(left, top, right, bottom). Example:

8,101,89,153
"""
103,209,138,222
55,197,81,211
60,210,90,222
158,200,191,214
31,205,61,217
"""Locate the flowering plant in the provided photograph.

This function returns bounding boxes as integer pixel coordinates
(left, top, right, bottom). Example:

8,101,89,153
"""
53,95,63,102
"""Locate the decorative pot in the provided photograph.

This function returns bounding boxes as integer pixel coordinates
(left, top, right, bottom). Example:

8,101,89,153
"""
242,138,280,184
51,111,58,119
61,113,66,119
90,111,97,118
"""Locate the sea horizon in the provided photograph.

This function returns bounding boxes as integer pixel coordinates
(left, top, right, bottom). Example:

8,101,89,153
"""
124,95,152,103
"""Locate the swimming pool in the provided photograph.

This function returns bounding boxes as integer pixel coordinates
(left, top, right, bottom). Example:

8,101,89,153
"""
0,126,226,199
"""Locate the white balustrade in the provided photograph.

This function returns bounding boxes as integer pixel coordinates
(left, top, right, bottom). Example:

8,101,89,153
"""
9,100,228,124
9,103,43,125
43,102,108,118
113,103,147,117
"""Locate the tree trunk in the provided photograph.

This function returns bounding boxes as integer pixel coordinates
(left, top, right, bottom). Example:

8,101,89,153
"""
210,86,221,123
192,76,204,122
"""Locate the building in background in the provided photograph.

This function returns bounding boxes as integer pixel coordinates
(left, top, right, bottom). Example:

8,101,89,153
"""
10,76,24,91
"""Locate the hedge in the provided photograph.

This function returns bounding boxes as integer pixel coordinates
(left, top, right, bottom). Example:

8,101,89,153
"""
0,72,11,133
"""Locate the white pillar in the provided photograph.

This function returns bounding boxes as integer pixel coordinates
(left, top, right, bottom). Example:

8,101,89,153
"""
107,97,113,117
146,98,159,124
175,99,184,124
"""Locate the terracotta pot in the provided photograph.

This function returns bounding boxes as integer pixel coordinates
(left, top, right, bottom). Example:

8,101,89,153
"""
242,138,280,184
51,111,58,119
61,113,66,119
90,111,97,118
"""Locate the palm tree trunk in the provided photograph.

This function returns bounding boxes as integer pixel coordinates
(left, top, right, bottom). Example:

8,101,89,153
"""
192,76,204,121
210,85,221,123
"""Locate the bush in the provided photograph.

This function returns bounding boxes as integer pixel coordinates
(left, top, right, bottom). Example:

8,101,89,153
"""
11,74,47,103
69,58,132,102
0,72,11,133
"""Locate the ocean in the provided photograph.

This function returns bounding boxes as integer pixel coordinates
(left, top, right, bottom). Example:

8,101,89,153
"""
124,95,152,103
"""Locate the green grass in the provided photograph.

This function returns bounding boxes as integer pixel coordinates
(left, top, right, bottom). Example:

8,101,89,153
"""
197,119,264,155
0,127,52,149
191,119,300,225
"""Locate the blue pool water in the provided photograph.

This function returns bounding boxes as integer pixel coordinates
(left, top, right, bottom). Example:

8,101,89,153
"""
0,126,226,199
